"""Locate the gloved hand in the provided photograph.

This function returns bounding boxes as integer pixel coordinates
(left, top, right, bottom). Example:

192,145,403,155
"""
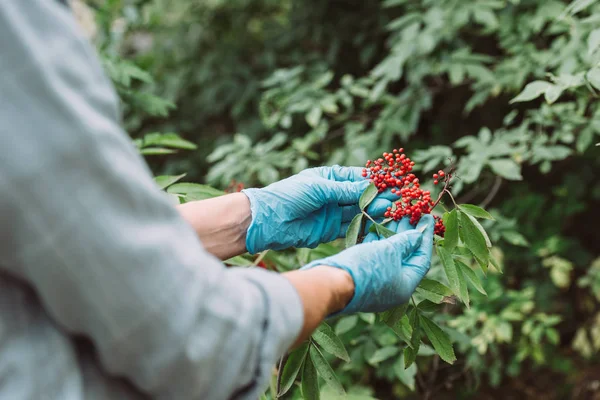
302,214,435,315
243,166,394,254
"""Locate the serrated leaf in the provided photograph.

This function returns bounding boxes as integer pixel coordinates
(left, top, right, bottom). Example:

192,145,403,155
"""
419,315,456,364
510,81,551,103
335,315,358,335
404,309,421,368
368,346,399,365
312,322,350,362
302,353,320,400
459,212,490,265
415,279,454,304
380,304,409,326
403,346,418,369
278,343,309,396
167,183,225,201
345,214,363,248
456,260,487,295
443,210,459,251
154,174,186,190
359,183,378,210
437,246,462,300
459,204,494,220
386,315,413,346
465,213,492,248
309,345,345,395
489,159,522,181
417,299,443,313
369,222,396,239
456,265,470,308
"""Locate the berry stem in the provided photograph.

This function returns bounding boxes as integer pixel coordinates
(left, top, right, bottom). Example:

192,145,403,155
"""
361,210,377,225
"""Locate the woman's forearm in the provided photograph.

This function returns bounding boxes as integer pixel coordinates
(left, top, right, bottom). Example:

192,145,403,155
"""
177,193,251,260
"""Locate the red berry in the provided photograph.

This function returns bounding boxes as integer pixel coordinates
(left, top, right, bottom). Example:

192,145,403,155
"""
434,180,439,185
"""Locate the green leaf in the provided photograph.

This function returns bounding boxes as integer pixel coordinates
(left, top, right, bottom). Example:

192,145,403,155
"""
437,246,462,300
456,265,470,308
369,223,396,239
306,106,323,128
417,299,443,313
302,353,320,400
380,304,409,326
510,81,551,103
404,308,421,368
359,183,378,210
140,147,177,155
143,133,197,150
309,345,345,395
278,343,309,396
154,174,186,190
368,346,399,365
459,212,490,265
345,214,363,248
587,67,600,91
459,204,494,220
465,213,492,248
403,346,418,369
502,231,529,246
224,255,254,267
488,159,523,181
335,315,358,335
443,210,459,251
455,260,487,295
312,322,350,362
419,315,456,364
385,315,413,346
415,279,454,304
394,353,417,391
167,183,225,201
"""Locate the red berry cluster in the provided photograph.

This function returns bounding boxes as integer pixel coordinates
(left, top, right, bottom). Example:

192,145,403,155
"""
362,149,446,236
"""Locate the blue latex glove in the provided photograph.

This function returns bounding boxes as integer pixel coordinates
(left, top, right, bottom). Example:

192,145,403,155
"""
243,166,394,254
302,214,435,315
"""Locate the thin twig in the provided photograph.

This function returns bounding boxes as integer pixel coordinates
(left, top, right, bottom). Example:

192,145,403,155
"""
480,176,502,209
361,210,377,225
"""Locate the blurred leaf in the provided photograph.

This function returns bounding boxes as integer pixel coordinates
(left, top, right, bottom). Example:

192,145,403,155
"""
419,315,456,364
368,346,399,365
302,353,320,400
510,81,552,103
167,183,225,201
335,316,359,335
154,173,186,190
278,343,309,396
489,159,523,180
309,345,345,395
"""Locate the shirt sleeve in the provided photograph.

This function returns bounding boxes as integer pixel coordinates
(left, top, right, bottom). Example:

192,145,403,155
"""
0,1,303,400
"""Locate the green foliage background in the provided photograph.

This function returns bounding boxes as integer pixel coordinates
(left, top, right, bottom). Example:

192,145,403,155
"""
84,0,599,398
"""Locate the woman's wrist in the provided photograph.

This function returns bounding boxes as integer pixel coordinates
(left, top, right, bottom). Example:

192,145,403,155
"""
177,192,251,260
